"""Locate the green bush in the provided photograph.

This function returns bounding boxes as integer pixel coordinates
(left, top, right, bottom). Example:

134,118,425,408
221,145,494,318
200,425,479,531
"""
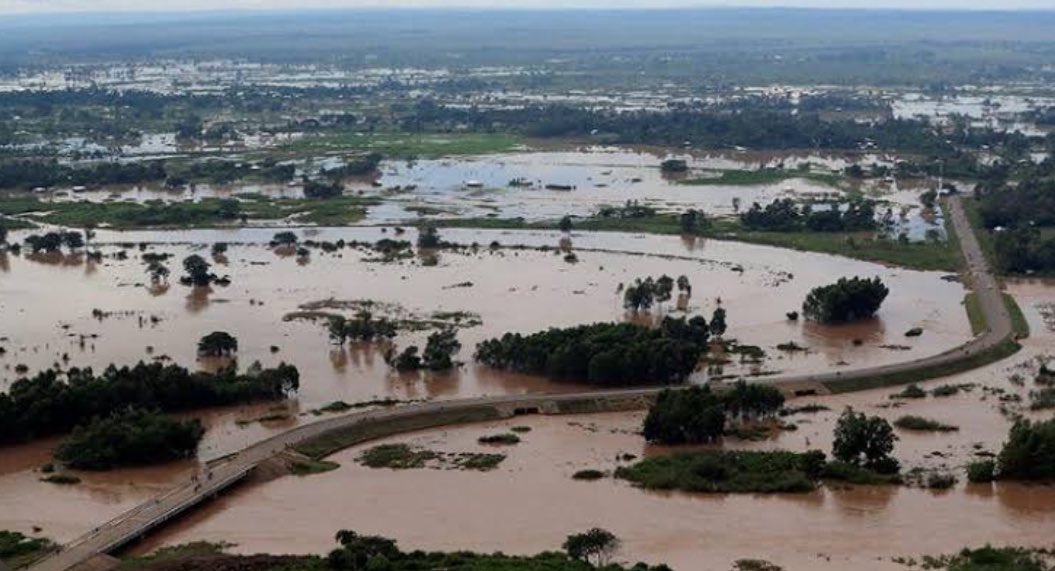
966,460,996,483
55,408,204,470
615,450,826,493
997,418,1055,481
894,415,959,432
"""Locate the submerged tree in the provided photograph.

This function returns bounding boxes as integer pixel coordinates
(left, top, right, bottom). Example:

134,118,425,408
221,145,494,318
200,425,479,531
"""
181,254,213,286
197,331,238,357
709,306,728,338
832,408,899,473
563,528,621,567
802,276,889,323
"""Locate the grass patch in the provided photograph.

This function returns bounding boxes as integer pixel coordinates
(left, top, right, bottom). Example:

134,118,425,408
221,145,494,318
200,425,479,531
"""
894,415,959,432
1003,293,1030,339
820,461,902,485
1,530,56,569
964,293,986,336
510,426,533,433
279,132,527,158
127,541,232,565
477,433,521,445
572,469,606,481
891,384,927,399
921,545,1054,571
614,450,825,494
357,444,438,470
288,458,341,476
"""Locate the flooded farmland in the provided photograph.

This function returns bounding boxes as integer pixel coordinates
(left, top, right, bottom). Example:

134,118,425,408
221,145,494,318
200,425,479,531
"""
121,281,1055,571
0,226,975,543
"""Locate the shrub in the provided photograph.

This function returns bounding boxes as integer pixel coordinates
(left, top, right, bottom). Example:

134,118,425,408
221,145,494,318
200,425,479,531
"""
478,433,521,445
55,408,205,470
926,472,957,490
572,469,605,481
966,460,996,483
894,415,959,432
997,418,1055,481
802,276,889,323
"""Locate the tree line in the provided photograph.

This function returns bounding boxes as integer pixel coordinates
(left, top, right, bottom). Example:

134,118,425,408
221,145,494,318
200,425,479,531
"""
0,361,299,445
740,198,877,233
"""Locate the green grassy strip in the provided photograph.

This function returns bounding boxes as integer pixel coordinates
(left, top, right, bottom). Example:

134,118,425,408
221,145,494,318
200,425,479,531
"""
964,293,986,336
823,338,1022,394
293,406,502,460
1004,293,1030,339
277,132,528,159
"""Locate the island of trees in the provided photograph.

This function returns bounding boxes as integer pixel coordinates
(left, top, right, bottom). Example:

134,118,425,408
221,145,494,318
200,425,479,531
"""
475,316,713,385
802,276,889,323
55,408,205,470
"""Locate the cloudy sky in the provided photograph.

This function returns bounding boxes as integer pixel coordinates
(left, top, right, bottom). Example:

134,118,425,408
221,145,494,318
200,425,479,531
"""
2,0,1053,13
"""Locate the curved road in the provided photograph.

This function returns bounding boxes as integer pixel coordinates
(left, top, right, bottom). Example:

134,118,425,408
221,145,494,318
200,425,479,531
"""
26,196,1014,571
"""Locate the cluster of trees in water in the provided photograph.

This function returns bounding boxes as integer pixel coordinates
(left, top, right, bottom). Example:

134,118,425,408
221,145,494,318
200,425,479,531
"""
475,317,714,386
740,198,877,233
0,361,299,445
0,157,298,190
642,384,785,444
802,276,889,324
54,408,205,470
386,329,462,372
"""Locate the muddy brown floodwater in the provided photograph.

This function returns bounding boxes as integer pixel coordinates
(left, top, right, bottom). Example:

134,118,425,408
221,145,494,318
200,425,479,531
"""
0,226,973,554
125,281,1055,570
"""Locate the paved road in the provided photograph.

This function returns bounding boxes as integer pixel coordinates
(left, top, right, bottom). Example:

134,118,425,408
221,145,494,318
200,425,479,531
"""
26,196,1014,571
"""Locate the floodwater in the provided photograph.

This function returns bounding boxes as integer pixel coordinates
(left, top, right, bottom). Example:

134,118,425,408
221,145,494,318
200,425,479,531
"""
125,280,1055,570
0,226,976,545
24,148,939,232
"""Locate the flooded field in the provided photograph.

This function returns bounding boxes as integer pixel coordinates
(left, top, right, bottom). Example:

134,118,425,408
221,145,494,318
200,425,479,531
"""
0,226,976,544
122,281,1055,571
24,148,945,233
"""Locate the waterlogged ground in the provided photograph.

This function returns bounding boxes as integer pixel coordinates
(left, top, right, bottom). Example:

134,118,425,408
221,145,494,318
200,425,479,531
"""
26,148,940,229
126,281,1055,571
0,226,976,543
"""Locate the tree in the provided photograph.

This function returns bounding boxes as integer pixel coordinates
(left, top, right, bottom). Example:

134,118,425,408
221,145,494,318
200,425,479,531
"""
563,528,621,567
417,224,441,249
146,261,170,284
679,209,705,234
643,386,726,444
181,254,212,286
198,331,238,357
997,418,1055,481
676,275,691,297
559,215,573,233
832,408,899,472
54,408,204,470
660,159,688,173
654,275,674,305
623,278,655,312
803,276,889,323
61,231,84,250
329,531,400,571
422,329,461,371
920,188,938,209
0,226,7,244
271,231,298,247
709,307,727,338
211,242,228,256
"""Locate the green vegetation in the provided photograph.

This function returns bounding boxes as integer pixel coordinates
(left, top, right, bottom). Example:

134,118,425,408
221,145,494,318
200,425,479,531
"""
562,528,621,567
1004,293,1031,338
642,383,785,444
832,408,900,474
922,546,1055,571
741,198,876,233
0,530,55,569
964,293,986,336
891,384,928,399
615,449,826,493
475,317,710,386
802,276,889,324
572,469,606,481
894,415,959,432
510,426,533,433
966,460,996,483
357,444,437,469
0,195,376,229
386,329,462,372
998,418,1055,481
356,443,506,472
477,433,521,445
280,132,527,159
55,408,204,470
819,460,902,485
197,331,238,356
289,457,341,476
0,361,299,445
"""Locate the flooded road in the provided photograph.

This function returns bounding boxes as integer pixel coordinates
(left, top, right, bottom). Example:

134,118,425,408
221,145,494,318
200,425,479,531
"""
122,281,1055,571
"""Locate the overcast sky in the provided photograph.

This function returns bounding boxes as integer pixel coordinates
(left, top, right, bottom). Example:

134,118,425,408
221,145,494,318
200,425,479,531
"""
2,0,1054,13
